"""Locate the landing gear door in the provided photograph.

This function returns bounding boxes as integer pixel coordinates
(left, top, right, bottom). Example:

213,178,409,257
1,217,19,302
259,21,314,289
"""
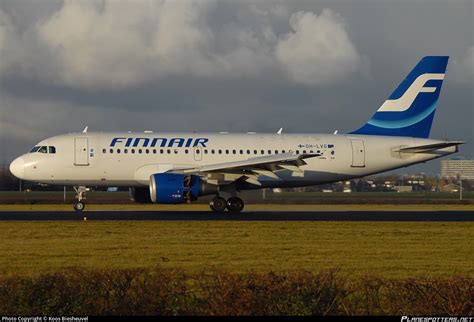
74,137,89,166
194,147,202,161
350,139,365,167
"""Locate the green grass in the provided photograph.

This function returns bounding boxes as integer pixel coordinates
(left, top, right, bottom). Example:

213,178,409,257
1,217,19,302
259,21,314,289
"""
0,221,472,278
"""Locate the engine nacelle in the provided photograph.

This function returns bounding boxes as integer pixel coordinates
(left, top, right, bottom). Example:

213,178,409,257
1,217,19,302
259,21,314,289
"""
149,173,203,204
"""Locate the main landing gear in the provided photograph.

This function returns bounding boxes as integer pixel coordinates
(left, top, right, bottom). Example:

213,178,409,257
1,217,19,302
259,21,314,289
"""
73,186,88,212
209,196,244,213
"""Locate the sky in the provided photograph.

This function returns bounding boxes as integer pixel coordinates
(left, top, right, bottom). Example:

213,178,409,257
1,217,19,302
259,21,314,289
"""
0,0,472,175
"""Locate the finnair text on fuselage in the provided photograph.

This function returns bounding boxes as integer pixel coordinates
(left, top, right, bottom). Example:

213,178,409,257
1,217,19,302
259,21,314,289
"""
110,137,209,148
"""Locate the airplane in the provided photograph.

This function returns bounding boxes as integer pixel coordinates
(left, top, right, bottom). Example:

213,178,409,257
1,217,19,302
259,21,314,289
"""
9,56,464,212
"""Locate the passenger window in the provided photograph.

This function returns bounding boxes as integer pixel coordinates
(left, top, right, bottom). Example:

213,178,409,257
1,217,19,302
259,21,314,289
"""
225,150,229,154
38,146,47,153
211,149,215,154
218,150,222,154
268,150,271,155
124,149,128,154
185,149,189,154
117,149,121,154
102,148,106,154
247,150,250,154
254,150,257,154
139,149,143,154
204,150,208,154
153,149,157,154
110,149,114,154
131,149,135,154
240,150,243,154
275,150,278,154
146,149,149,154
261,150,264,155
174,149,178,154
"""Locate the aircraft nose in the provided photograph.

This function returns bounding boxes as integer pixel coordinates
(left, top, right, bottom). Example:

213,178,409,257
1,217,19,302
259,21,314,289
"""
9,156,25,179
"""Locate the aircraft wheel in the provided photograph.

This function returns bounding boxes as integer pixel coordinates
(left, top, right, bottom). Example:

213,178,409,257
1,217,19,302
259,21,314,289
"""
226,197,244,213
73,201,86,212
209,197,227,212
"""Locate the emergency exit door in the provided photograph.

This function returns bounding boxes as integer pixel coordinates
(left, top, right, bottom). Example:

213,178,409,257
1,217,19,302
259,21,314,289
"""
350,139,365,167
74,137,89,166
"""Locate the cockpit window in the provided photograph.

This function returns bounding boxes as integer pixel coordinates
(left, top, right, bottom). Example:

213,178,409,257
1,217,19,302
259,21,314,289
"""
29,145,56,154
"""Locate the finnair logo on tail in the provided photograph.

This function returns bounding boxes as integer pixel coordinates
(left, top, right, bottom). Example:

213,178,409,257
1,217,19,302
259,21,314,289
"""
378,73,445,112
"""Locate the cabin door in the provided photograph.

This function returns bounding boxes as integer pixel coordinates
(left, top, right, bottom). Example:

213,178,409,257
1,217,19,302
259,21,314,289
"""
74,137,89,166
350,139,365,167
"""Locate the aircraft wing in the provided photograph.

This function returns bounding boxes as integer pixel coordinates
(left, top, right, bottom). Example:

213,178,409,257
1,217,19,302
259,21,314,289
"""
179,153,320,186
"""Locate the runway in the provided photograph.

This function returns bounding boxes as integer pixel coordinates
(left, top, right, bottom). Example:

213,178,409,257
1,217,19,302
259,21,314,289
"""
0,210,472,221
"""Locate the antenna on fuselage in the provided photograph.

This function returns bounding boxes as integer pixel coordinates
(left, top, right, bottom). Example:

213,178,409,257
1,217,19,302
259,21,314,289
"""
82,126,88,133
277,128,283,135
334,130,338,134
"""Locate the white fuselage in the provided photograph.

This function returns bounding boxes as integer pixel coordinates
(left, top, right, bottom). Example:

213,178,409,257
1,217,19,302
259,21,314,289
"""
11,132,457,189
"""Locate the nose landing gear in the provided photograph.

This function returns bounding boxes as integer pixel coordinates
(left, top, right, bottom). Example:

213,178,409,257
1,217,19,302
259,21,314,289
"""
73,201,85,211
73,186,88,212
209,196,244,213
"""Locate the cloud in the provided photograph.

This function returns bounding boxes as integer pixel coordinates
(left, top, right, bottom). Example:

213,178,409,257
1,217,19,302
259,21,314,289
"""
276,9,361,86
0,0,362,90
0,8,13,73
0,0,472,170
463,46,474,77
449,46,474,84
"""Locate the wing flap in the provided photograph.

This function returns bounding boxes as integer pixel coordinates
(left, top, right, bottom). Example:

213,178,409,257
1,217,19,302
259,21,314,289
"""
183,153,319,174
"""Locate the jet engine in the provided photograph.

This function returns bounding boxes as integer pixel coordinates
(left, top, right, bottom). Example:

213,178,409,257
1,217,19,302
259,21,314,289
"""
149,173,216,204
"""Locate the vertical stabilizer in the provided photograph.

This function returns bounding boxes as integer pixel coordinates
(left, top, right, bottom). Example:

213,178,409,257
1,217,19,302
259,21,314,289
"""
351,56,449,138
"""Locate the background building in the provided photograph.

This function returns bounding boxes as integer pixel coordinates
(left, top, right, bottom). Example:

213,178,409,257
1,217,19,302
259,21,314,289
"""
441,159,474,180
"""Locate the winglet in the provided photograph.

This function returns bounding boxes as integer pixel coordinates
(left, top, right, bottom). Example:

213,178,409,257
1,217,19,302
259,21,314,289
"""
82,126,89,133
277,128,283,135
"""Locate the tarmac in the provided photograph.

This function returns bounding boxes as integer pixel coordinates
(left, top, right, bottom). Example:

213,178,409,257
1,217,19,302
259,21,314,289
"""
0,210,472,221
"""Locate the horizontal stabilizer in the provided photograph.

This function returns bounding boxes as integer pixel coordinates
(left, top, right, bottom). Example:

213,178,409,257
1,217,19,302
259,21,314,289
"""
396,141,465,153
